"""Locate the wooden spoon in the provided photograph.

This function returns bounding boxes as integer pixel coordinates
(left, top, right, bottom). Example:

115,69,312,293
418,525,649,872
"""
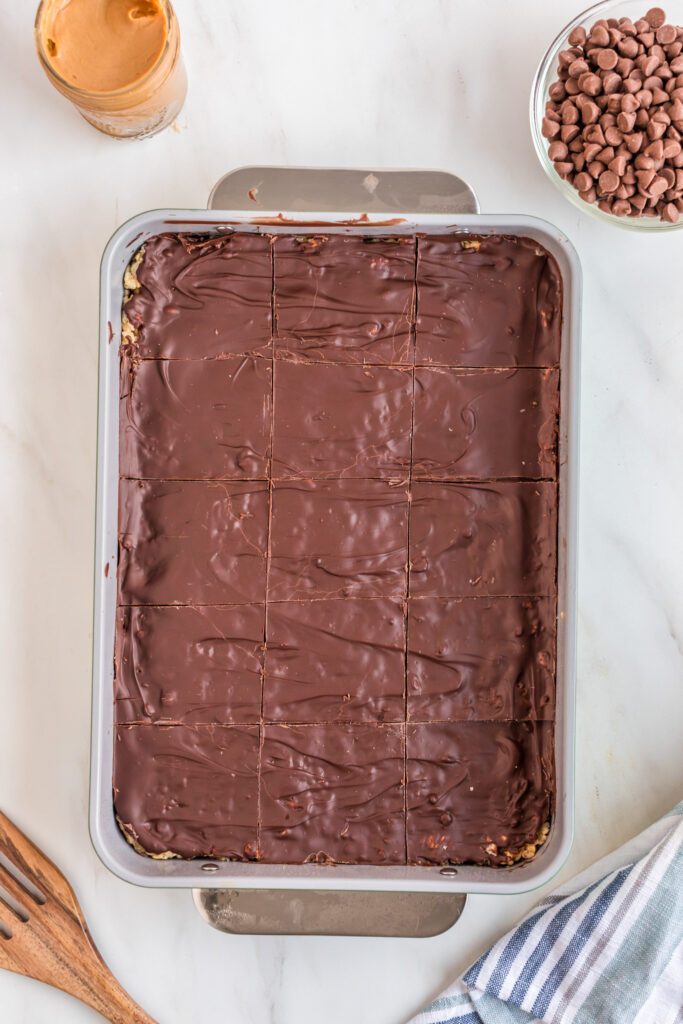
0,810,157,1023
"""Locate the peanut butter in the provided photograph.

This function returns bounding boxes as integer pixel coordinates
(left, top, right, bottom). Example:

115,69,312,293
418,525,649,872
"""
39,0,166,92
35,0,186,138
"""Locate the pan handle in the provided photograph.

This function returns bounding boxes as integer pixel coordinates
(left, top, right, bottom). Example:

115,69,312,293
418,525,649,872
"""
192,887,466,937
208,165,480,215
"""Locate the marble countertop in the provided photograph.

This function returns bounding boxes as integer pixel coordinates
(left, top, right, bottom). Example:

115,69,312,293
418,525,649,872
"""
2,1,683,1021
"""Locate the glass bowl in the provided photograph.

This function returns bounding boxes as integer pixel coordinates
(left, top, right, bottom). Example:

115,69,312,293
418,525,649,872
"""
530,0,683,230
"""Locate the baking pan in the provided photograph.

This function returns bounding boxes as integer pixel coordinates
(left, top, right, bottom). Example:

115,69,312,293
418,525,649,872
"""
91,172,580,896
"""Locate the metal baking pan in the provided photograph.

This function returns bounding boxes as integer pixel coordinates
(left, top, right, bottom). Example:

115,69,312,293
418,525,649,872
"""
91,174,580,897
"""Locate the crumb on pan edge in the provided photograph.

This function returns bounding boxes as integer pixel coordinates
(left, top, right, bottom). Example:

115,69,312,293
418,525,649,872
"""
496,820,551,867
121,246,144,346
116,815,179,860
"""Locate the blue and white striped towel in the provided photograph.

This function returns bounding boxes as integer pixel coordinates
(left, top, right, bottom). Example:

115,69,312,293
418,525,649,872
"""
410,801,683,1024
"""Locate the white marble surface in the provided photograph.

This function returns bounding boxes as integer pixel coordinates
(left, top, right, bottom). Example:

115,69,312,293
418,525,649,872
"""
2,0,683,1020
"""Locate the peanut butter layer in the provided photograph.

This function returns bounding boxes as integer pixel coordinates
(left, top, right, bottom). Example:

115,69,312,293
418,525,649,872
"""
40,0,167,93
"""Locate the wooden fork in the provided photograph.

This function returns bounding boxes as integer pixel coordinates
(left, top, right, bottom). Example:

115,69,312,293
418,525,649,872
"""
0,810,157,1023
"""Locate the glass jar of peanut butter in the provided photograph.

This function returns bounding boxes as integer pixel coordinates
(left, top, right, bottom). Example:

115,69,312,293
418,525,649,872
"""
34,0,187,139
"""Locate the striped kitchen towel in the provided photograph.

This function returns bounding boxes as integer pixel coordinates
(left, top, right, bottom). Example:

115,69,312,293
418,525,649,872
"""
410,801,683,1024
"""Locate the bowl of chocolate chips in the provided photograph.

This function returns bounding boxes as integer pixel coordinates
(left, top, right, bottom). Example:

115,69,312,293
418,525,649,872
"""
531,2,683,227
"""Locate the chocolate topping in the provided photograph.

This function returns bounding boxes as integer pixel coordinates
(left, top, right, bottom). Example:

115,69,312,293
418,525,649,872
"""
260,724,405,864
118,479,268,605
274,235,415,363
407,597,555,722
268,479,409,601
114,724,260,859
120,355,272,479
416,235,562,367
114,604,264,725
264,599,405,724
412,368,559,480
114,231,562,866
125,233,272,359
272,361,413,478
410,481,557,598
407,721,554,865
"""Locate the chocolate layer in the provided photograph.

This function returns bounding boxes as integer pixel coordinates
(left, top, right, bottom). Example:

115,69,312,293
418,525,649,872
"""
264,599,405,723
114,605,264,725
416,235,562,367
412,368,559,480
260,724,405,863
274,235,415,363
268,479,409,600
114,724,260,859
118,479,268,605
406,721,554,865
125,233,272,358
407,597,555,722
410,481,557,597
272,361,412,478
115,230,562,867
120,355,272,479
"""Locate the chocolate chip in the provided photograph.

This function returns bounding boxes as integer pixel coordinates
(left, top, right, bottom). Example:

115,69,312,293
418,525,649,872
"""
598,47,620,69
617,110,637,131
569,58,590,78
591,25,611,47
647,118,668,138
579,72,603,95
574,171,593,191
609,153,629,175
548,140,569,160
618,36,640,58
582,100,601,123
554,161,574,179
662,200,680,219
645,8,667,29
612,198,633,214
568,25,587,46
657,24,677,44
650,173,670,193
599,169,620,192
603,71,623,93
636,167,656,188
542,118,561,139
